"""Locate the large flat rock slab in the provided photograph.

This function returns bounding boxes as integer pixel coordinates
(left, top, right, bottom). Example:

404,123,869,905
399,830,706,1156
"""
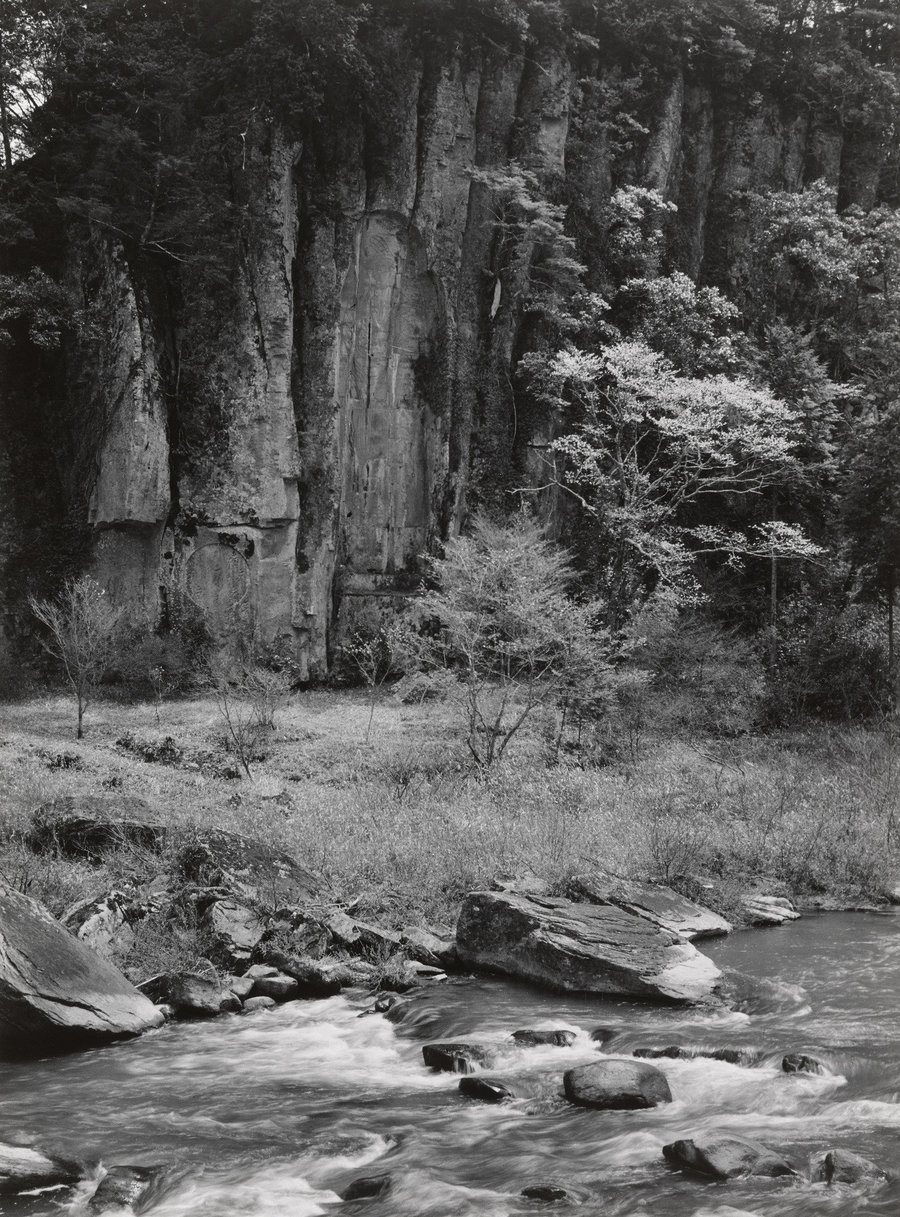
456,890,721,1004
0,886,164,1057
568,873,731,940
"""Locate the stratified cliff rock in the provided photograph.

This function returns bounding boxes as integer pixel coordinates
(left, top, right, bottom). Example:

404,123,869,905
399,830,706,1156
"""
2,10,897,674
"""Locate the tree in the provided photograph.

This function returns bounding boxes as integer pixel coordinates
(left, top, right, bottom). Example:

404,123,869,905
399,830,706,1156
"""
523,340,820,623
404,513,612,766
29,575,123,737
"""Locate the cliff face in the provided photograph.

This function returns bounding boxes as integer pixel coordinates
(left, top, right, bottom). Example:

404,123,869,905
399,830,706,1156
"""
6,29,896,675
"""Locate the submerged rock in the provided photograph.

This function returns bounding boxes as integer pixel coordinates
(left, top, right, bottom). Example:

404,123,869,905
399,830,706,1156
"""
341,1174,392,1200
88,1165,161,1212
0,887,164,1057
563,1059,672,1110
814,1149,887,1185
0,1142,83,1195
663,1136,796,1180
512,1029,576,1047
521,1184,569,1202
456,890,721,1004
634,1045,761,1066
782,1052,826,1075
422,1042,494,1073
568,873,732,940
458,1076,517,1102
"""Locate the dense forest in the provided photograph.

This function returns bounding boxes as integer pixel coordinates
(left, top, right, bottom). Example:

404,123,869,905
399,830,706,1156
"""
1,0,899,724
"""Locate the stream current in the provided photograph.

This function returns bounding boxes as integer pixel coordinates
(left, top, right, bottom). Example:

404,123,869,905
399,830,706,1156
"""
3,912,900,1217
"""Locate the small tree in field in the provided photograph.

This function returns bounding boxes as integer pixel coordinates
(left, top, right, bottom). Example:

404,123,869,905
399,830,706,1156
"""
405,514,612,767
29,575,124,738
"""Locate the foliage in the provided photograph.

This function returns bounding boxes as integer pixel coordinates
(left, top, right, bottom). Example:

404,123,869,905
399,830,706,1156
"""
404,513,613,766
210,657,291,778
28,575,124,738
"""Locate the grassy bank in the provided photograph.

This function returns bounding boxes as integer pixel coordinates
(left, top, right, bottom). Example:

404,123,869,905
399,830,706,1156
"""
1,688,898,970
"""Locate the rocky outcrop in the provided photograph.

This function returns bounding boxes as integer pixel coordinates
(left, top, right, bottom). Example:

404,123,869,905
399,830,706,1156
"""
456,890,722,1004
563,1059,672,1110
663,1135,796,1180
567,873,732,940
0,887,164,1057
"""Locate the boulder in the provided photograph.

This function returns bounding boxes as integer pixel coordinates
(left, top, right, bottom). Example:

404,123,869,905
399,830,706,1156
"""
203,899,265,969
814,1149,887,1185
256,948,342,998
456,890,721,1004
422,1043,494,1074
88,1165,160,1212
226,975,255,999
243,995,276,1013
0,1142,83,1194
513,1029,576,1048
0,887,164,1057
400,925,459,970
62,891,138,961
27,796,165,862
175,831,320,909
662,1136,796,1180
137,972,231,1019
782,1052,826,1075
250,973,298,1001
568,873,732,940
564,1059,672,1110
459,1076,517,1102
341,1174,392,1201
521,1185,569,1202
741,895,800,927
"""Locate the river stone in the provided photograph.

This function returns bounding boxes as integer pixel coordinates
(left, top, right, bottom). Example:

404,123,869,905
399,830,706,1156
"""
814,1149,887,1185
137,972,230,1018
459,1076,517,1102
782,1052,826,1074
242,995,276,1013
513,1029,576,1047
456,890,721,1004
203,899,265,968
0,887,164,1057
663,1136,796,1180
400,924,458,970
257,949,342,998
27,796,165,862
568,873,732,940
88,1165,160,1212
741,895,800,926
226,975,255,999
341,1174,392,1200
521,1184,569,1202
0,1142,83,1194
563,1059,672,1109
422,1042,494,1073
62,891,138,961
634,1045,761,1066
250,972,298,1001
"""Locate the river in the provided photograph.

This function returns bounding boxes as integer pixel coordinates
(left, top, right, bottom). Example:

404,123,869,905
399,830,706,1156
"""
3,912,899,1216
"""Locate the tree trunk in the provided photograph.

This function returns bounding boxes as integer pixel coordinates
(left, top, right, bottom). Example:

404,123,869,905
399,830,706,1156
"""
0,26,13,172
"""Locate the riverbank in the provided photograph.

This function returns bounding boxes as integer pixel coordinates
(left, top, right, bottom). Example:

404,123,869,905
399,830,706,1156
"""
1,689,897,983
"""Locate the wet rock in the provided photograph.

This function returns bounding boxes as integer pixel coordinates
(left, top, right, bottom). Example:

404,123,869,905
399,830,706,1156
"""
88,1165,160,1212
341,1174,392,1200
741,895,800,926
27,796,165,862
203,899,266,969
0,1143,83,1194
456,890,722,1004
521,1184,569,1202
62,891,138,961
422,1042,494,1074
589,1027,617,1045
242,995,276,1013
458,1076,517,1102
814,1149,887,1185
513,1029,576,1047
257,948,342,998
137,972,231,1019
400,925,458,970
634,1045,760,1066
563,1059,672,1110
663,1136,796,1180
250,972,298,1001
782,1052,826,1075
718,970,806,1016
568,873,732,940
0,887,164,1057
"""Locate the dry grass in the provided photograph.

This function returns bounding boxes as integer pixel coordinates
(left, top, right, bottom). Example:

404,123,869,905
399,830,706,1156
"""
1,688,898,931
